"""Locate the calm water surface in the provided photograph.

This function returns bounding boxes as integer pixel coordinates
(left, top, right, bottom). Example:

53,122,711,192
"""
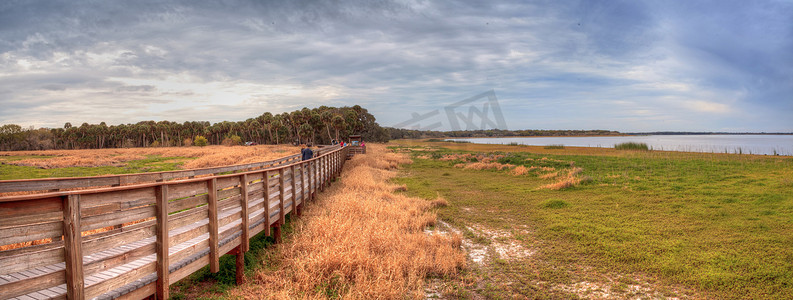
448,135,793,156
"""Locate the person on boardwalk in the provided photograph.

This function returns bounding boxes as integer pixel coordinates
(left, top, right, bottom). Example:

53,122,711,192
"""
301,143,314,161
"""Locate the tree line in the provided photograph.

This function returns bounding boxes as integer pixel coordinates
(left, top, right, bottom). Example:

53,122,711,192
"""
0,105,390,151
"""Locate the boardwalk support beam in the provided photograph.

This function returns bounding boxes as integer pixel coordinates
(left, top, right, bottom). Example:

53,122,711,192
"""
63,194,84,300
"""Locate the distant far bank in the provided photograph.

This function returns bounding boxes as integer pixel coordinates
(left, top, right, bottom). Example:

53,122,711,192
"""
626,131,793,135
386,127,793,140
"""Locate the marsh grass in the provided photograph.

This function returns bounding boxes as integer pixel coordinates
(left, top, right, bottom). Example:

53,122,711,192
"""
0,145,298,170
394,141,793,299
545,144,565,149
0,155,192,181
614,142,649,150
0,145,299,181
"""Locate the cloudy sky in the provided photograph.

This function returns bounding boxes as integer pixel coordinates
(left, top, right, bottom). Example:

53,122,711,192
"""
1,0,791,132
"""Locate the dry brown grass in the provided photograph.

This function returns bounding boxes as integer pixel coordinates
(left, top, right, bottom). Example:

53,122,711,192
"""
0,145,300,169
0,237,53,251
511,165,529,175
10,154,147,168
230,144,465,299
430,193,449,208
455,162,515,171
538,167,589,190
438,153,505,163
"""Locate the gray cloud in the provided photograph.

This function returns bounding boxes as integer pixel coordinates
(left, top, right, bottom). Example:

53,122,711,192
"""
0,0,791,131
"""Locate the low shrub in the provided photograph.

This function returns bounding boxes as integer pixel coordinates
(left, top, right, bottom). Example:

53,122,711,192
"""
221,135,242,146
194,135,209,147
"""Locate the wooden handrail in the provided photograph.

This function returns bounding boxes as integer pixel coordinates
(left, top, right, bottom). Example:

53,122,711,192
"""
0,145,341,194
0,145,350,300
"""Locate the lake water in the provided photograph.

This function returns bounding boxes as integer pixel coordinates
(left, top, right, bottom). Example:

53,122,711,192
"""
447,135,793,156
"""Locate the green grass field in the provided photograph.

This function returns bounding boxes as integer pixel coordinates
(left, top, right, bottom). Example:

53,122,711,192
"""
0,155,192,180
392,141,793,299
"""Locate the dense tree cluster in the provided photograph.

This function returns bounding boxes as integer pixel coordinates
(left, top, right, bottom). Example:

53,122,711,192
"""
0,105,389,151
386,128,621,140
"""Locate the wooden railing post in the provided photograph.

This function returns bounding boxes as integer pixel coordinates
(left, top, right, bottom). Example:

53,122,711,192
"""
300,162,307,208
207,178,219,273
334,150,339,178
290,165,298,216
63,194,84,300
326,153,331,186
263,170,271,236
338,150,343,176
278,168,285,225
240,174,249,252
155,185,169,300
319,155,325,192
330,151,335,180
308,160,314,201
234,246,245,285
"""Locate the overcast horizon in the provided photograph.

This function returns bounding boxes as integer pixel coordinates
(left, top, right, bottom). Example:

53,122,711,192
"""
1,0,792,132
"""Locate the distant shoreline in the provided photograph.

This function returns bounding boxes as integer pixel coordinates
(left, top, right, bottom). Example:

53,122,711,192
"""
439,133,793,140
625,132,793,136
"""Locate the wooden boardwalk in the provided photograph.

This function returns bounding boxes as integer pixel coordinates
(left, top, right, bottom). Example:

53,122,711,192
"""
0,145,349,299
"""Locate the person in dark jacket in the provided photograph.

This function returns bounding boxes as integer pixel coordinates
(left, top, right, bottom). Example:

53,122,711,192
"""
301,144,314,161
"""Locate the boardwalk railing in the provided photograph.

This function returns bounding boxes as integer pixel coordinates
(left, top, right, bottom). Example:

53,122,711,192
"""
0,145,349,300
0,145,340,194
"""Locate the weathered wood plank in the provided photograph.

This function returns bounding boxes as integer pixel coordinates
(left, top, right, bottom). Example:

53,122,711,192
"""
290,165,297,213
0,221,62,247
207,178,219,273
83,260,155,299
170,239,208,266
218,194,241,212
168,181,208,201
0,245,63,275
308,160,314,199
168,193,209,214
168,206,208,233
80,187,155,211
82,222,155,255
218,209,242,229
81,205,156,232
218,186,241,201
216,176,241,190
268,175,279,188
83,242,154,277
240,174,250,252
63,194,84,300
263,170,271,237
114,281,154,300
169,253,208,284
278,168,285,225
300,162,307,206
155,184,169,300
0,176,119,194
0,197,62,228
0,269,65,299
170,221,208,247
219,235,241,258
